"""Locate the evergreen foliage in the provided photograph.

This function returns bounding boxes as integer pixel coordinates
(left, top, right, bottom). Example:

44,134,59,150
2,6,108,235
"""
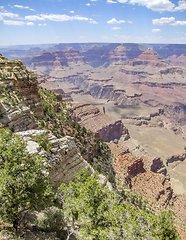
0,128,55,229
59,169,180,240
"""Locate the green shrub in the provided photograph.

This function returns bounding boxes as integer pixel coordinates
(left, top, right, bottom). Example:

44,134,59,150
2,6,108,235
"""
35,135,52,151
36,206,65,238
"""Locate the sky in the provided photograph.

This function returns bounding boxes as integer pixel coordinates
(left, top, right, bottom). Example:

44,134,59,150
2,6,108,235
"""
0,0,186,46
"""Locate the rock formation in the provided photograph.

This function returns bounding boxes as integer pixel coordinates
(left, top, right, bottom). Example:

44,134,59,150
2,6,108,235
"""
72,103,129,142
0,55,44,132
129,49,169,67
0,55,114,190
16,129,94,187
167,54,186,68
16,129,113,190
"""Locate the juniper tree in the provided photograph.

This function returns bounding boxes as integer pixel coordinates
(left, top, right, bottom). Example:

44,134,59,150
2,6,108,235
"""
0,128,55,229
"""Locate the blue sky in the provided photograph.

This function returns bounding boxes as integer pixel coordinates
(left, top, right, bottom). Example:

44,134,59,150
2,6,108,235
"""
0,0,186,46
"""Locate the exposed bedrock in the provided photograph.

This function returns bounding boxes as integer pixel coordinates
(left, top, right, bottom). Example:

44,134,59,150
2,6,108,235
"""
16,130,94,187
166,154,186,165
72,103,129,142
16,129,113,190
94,120,129,142
0,57,44,131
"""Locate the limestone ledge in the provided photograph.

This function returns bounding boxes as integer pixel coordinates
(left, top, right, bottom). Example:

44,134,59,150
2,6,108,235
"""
0,101,37,132
16,130,113,190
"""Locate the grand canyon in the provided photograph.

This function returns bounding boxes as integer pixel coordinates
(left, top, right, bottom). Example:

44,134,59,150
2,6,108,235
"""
1,42,186,238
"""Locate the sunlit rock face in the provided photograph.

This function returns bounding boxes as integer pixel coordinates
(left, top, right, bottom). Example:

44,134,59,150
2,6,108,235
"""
72,103,129,142
0,56,43,132
16,130,94,187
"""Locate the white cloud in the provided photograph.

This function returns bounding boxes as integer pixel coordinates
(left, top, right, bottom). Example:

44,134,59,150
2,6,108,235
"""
69,11,74,13
106,0,186,12
14,4,35,11
128,0,175,12
90,0,97,1
152,28,161,32
107,0,117,3
25,13,96,24
107,18,125,24
112,26,121,30
27,22,34,26
0,6,4,9
172,20,186,26
86,3,91,6
14,5,29,9
0,12,19,19
89,18,98,24
153,16,186,26
153,16,175,25
40,14,89,22
128,20,132,23
25,15,45,21
38,23,47,26
4,20,25,25
174,0,186,11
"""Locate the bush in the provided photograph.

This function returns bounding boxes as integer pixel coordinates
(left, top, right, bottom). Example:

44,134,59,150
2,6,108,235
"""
59,169,180,240
0,129,55,229
36,207,65,238
35,135,52,151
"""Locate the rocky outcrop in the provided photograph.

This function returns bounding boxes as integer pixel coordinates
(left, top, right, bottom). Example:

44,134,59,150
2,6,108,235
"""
72,103,129,142
150,157,164,173
166,153,186,165
0,103,37,132
0,55,43,118
94,120,129,142
115,153,145,188
61,47,83,63
128,49,169,68
27,43,146,69
16,129,113,190
30,48,83,68
153,44,186,59
16,130,94,187
167,54,186,68
0,55,44,131
83,43,145,67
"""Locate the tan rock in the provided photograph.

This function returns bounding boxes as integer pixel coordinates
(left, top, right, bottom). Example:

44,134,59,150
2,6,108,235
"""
16,130,94,187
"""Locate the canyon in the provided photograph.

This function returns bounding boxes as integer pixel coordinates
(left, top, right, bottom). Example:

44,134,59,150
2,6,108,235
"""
6,43,186,195
1,43,186,237
20,44,186,195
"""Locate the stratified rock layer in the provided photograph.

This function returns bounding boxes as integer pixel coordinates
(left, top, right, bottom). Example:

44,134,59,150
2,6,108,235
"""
0,56,43,131
72,103,129,142
16,130,94,187
130,49,169,67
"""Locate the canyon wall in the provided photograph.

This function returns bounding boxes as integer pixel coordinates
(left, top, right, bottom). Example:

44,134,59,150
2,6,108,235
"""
72,103,129,142
16,129,94,187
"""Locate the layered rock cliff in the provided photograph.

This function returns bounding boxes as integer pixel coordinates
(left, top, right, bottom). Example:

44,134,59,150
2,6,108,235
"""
72,103,129,142
30,48,84,68
16,129,94,187
0,54,115,186
128,49,169,67
0,55,43,132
